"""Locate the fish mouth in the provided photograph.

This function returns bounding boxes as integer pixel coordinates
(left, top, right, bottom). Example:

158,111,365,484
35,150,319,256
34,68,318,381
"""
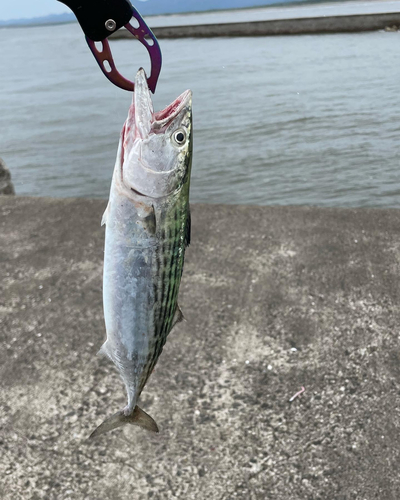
133,68,192,137
153,89,192,131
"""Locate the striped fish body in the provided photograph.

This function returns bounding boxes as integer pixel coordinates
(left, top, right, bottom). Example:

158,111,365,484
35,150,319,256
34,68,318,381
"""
102,178,191,410
90,69,192,438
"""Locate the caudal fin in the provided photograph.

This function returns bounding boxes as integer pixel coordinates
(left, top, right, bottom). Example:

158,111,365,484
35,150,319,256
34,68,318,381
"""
89,406,159,439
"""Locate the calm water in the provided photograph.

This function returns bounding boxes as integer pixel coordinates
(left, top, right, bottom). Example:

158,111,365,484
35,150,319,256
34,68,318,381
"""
148,0,400,26
1,15,400,207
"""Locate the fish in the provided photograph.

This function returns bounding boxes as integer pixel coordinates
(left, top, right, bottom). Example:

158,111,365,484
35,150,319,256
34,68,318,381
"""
89,68,193,439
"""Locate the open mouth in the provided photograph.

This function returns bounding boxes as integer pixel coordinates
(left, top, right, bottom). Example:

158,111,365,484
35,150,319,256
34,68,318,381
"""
121,68,191,157
153,89,192,131
132,68,191,138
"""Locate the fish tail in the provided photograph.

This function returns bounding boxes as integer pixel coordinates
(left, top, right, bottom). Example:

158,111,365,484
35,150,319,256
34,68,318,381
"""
89,406,159,439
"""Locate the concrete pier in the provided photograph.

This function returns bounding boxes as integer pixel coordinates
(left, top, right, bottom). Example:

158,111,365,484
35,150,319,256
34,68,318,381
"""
1,197,400,498
111,12,400,39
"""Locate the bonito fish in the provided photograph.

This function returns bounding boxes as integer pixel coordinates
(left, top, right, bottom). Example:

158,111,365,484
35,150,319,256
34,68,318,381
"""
90,69,192,438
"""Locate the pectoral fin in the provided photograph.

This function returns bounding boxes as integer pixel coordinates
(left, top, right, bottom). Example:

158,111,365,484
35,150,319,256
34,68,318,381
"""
101,203,110,226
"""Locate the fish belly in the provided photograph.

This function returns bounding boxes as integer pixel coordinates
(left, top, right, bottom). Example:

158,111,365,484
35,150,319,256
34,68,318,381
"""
102,191,158,413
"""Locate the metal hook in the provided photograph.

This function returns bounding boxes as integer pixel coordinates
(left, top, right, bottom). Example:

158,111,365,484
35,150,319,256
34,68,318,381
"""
86,6,162,93
58,0,162,93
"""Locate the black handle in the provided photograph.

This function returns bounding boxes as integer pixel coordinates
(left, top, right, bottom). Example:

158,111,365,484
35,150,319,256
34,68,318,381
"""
58,0,133,41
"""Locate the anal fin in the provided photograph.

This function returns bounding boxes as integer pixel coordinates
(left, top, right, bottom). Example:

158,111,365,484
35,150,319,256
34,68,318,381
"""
171,304,184,330
97,340,113,361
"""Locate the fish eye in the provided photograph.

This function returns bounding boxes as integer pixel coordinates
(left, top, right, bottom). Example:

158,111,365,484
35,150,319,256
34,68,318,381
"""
172,129,186,146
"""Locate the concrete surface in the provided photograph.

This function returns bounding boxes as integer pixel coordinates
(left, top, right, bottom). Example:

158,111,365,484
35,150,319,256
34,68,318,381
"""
1,196,400,500
111,13,400,39
0,158,15,196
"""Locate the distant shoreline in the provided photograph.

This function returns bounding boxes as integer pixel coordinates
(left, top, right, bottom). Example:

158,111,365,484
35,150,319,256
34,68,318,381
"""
2,1,400,30
109,12,400,38
3,10,399,37
0,20,75,30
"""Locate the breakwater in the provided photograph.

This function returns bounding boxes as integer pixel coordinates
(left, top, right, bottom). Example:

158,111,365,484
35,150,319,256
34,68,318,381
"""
0,158,14,195
111,12,400,38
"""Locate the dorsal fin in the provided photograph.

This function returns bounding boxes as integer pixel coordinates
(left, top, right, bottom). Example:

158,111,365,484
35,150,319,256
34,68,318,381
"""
185,207,191,247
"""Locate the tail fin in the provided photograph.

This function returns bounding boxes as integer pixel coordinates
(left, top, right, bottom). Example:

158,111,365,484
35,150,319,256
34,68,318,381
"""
89,406,159,439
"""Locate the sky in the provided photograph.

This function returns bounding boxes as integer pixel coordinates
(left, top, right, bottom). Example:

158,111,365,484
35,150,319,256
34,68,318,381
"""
0,0,70,20
0,0,149,20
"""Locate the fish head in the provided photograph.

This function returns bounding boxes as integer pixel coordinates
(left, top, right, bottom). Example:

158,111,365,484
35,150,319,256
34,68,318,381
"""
119,68,192,200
